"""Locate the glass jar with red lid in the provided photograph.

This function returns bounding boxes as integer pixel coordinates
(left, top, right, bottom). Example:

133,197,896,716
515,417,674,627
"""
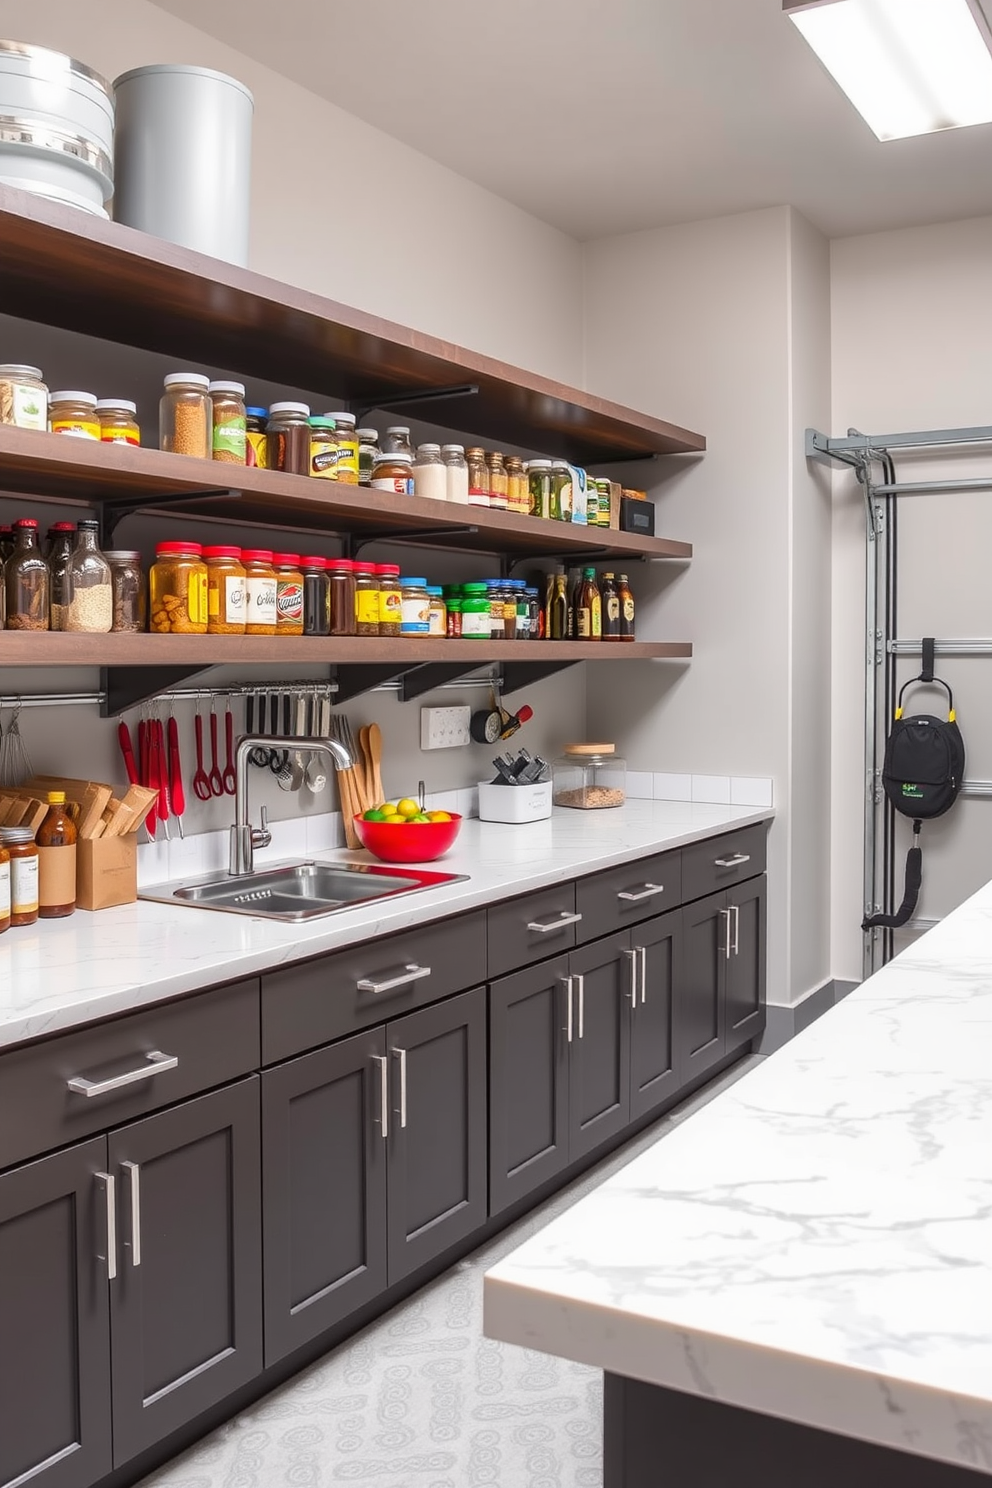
354,562,379,636
300,555,331,636
375,563,402,637
327,556,356,636
149,541,208,634
204,546,246,634
242,549,277,635
272,553,304,635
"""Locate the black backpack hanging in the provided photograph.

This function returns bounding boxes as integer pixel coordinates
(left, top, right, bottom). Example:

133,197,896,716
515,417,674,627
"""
862,639,965,931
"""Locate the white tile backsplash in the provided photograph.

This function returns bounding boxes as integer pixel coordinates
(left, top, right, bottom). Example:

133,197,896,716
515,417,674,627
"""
691,774,731,805
653,773,692,802
305,812,344,852
626,771,654,800
731,777,775,808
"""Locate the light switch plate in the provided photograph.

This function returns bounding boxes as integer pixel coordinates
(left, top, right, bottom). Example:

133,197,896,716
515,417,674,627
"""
421,705,472,750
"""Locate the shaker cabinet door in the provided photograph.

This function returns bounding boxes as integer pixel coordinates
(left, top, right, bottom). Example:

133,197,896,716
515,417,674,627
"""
680,893,727,1083
630,910,682,1120
567,933,631,1162
727,877,767,1052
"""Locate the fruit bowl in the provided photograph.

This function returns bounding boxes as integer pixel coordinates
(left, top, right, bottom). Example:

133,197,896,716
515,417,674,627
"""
354,812,463,864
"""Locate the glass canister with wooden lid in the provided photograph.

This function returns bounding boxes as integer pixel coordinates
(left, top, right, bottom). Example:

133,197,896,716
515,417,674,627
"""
552,743,626,809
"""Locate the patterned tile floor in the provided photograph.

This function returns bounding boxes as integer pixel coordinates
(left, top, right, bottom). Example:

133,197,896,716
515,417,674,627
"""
140,1056,763,1488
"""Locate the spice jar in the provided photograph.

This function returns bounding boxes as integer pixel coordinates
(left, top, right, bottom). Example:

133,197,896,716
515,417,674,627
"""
273,553,305,634
242,550,278,635
528,459,552,520
246,406,268,467
66,519,113,633
358,427,379,486
0,837,9,935
371,450,414,494
552,744,627,810
106,551,147,633
204,546,246,635
1,826,38,926
49,390,99,439
376,564,402,636
442,444,469,505
96,399,140,446
467,447,489,508
327,557,356,636
160,373,211,458
0,364,47,429
149,541,208,634
382,426,413,457
413,444,446,501
5,518,49,631
445,588,462,638
46,523,75,631
427,586,446,637
354,562,379,636
301,556,331,636
486,451,509,512
208,380,247,464
309,416,339,479
327,412,359,483
460,583,491,639
266,402,311,475
551,461,572,522
506,456,528,515
37,790,77,919
400,578,430,636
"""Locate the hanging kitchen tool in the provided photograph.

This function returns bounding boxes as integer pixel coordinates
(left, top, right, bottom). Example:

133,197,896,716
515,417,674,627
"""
304,693,327,795
152,713,170,840
471,680,534,745
207,697,224,798
192,698,212,802
118,719,139,786
0,701,32,788
222,698,237,796
168,703,185,838
269,692,290,776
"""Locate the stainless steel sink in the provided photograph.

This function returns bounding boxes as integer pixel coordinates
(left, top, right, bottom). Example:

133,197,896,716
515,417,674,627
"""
140,860,467,922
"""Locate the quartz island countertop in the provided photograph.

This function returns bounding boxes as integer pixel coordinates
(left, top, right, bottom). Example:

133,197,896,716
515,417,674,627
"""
484,878,992,1477
0,800,770,1050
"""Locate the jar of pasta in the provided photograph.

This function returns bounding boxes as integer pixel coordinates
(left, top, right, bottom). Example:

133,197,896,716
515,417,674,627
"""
204,546,246,634
95,399,140,446
242,550,278,635
149,541,208,634
160,373,211,458
0,364,47,429
208,381,247,465
273,553,304,634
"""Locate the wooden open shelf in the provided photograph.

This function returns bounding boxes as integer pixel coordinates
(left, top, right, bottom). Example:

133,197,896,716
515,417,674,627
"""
0,185,704,465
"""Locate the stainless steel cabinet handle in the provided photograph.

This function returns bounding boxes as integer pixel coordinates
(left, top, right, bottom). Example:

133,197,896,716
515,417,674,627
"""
96,1172,117,1281
373,1056,389,1140
721,907,733,960
67,1049,178,1098
622,948,638,1008
393,1047,408,1129
731,903,740,956
121,1160,141,1267
527,911,583,933
561,975,574,1042
617,883,665,903
639,945,647,1004
357,963,431,995
575,974,585,1040
714,852,751,869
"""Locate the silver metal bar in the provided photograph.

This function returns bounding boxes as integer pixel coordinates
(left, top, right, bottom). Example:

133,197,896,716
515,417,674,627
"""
357,963,431,995
96,1172,117,1281
731,904,740,956
0,692,104,709
575,974,585,1040
67,1049,178,1098
889,638,992,656
721,908,733,961
121,1161,141,1267
561,975,573,1042
527,911,583,933
616,883,665,903
373,1055,388,1140
959,781,992,798
863,470,885,982
639,945,647,1004
393,1047,408,1129
873,478,992,497
622,948,638,1008
714,853,750,869
809,424,992,458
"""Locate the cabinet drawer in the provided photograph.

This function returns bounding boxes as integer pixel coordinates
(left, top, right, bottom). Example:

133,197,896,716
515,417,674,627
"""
0,978,260,1172
262,910,487,1064
682,824,767,904
575,851,681,942
487,884,579,977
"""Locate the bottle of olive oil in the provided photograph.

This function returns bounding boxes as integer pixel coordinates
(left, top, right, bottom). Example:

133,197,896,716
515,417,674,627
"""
548,566,569,640
575,567,602,640
601,572,621,641
617,573,635,641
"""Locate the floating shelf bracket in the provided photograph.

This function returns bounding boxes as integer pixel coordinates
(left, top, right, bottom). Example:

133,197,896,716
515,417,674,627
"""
353,383,480,426
332,663,424,704
501,658,582,695
97,488,242,546
399,662,489,702
101,664,216,717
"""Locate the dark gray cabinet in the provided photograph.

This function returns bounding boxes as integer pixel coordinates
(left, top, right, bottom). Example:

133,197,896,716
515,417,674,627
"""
0,1137,112,1488
681,879,767,1082
630,910,682,1120
568,932,632,1161
262,1029,388,1365
726,877,767,1053
108,1079,263,1465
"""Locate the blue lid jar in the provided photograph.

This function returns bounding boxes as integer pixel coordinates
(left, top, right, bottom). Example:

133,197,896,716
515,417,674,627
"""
400,577,430,635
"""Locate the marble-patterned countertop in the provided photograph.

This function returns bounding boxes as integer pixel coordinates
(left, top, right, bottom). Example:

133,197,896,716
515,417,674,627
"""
0,801,769,1050
484,879,992,1476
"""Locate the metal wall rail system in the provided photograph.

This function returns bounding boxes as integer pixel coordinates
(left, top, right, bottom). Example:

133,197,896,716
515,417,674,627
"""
807,423,992,980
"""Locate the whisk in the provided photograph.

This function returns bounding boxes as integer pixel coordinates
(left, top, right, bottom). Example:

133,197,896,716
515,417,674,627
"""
0,702,33,788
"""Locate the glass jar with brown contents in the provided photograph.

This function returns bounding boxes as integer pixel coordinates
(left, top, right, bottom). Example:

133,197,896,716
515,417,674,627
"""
95,399,140,446
0,826,38,926
49,390,99,439
486,451,509,512
327,557,356,636
106,551,147,633
266,402,311,475
204,546,246,634
5,518,50,631
242,550,278,635
160,373,211,458
466,447,489,508
0,839,9,935
46,522,76,631
37,790,77,919
272,554,304,635
208,380,247,465
149,541,208,634
353,562,379,636
376,564,402,637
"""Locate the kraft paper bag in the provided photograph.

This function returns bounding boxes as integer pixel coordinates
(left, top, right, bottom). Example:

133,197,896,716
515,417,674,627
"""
76,836,137,911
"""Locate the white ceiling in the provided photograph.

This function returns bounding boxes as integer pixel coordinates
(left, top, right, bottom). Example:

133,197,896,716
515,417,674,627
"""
155,0,992,240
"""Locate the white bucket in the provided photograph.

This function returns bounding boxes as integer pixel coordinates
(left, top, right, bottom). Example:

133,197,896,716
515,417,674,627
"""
0,40,114,216
113,64,253,266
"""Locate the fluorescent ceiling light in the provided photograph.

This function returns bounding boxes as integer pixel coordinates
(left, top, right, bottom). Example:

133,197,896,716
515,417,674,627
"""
785,0,992,140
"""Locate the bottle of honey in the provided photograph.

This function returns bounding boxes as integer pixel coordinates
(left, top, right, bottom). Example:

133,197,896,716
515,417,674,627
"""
574,567,602,640
37,789,77,919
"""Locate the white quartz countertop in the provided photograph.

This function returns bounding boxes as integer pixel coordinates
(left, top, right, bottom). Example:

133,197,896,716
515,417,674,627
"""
0,801,769,1051
484,879,992,1476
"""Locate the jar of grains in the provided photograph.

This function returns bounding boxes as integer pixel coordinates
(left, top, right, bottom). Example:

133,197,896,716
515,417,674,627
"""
95,399,140,446
486,451,509,512
301,556,331,636
506,456,528,514
0,364,47,429
442,445,469,504
353,561,379,636
309,417,339,479
273,553,305,634
266,402,311,475
376,564,402,637
0,826,38,926
65,519,113,633
327,556,356,636
149,541,208,634
246,407,268,467
552,744,627,810
160,373,211,458
242,550,278,635
208,380,247,464
5,518,49,631
106,551,147,633
204,546,246,634
49,390,99,439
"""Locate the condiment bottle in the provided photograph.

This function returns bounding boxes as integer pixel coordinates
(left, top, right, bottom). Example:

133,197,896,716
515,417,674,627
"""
160,372,211,458
506,456,528,514
371,450,414,494
0,837,9,935
66,519,113,633
601,572,621,642
354,562,380,636
266,402,311,475
460,583,491,639
327,557,357,636
95,399,140,446
208,380,247,464
547,566,568,641
37,790,77,919
242,550,278,635
413,443,446,501
466,447,489,508
0,826,38,926
574,567,602,640
442,444,469,505
382,426,413,457
246,406,268,467
618,572,636,641
106,551,147,633
204,546,247,635
358,428,380,486
301,556,331,636
272,553,305,634
46,522,76,631
427,586,446,636
528,459,552,520
399,578,430,636
565,566,583,638
486,451,509,512
49,390,100,439
327,412,359,482
376,564,402,636
309,416,339,479
5,518,50,632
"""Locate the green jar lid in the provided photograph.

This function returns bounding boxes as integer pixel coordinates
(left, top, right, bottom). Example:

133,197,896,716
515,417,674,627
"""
462,582,488,594
309,416,337,429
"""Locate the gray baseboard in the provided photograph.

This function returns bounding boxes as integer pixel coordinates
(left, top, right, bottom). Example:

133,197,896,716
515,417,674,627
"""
758,978,860,1054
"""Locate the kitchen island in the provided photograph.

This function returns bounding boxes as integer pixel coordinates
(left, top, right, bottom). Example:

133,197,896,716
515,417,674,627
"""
484,880,992,1484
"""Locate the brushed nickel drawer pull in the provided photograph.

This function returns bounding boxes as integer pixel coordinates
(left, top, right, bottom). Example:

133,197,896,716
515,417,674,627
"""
122,1160,141,1267
67,1049,178,1098
714,852,751,869
527,911,583,933
617,883,665,903
357,963,431,995
96,1172,117,1281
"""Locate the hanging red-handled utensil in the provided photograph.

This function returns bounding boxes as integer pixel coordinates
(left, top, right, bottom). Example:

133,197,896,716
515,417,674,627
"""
168,708,185,838
192,699,212,802
140,711,158,839
118,720,139,786
208,698,224,798
222,699,237,796
153,716,170,838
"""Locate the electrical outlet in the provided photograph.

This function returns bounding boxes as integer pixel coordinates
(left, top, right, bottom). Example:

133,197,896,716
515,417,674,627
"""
421,705,472,750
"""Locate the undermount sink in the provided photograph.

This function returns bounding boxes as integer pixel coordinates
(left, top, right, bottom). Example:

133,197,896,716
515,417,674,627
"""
140,860,467,922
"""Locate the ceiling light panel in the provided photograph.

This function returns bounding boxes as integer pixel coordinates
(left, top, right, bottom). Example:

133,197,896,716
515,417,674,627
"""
786,0,992,140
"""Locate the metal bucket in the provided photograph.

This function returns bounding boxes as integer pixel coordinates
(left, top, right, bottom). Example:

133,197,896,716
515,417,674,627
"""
112,64,253,266
0,40,114,216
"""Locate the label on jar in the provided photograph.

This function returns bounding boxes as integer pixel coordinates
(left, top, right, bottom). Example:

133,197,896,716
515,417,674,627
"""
311,443,339,479
51,417,100,439
336,440,359,482
0,859,10,921
428,607,446,637
468,483,489,507
5,381,46,430
189,572,208,627
213,417,247,461
224,576,246,624
38,844,76,908
401,594,430,634
246,431,267,469
461,608,491,639
372,475,414,495
246,575,277,626
11,855,38,915
100,426,140,446
277,579,304,627
378,590,402,626
356,588,379,626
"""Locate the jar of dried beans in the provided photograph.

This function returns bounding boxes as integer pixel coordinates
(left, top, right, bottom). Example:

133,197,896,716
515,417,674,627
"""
208,380,247,464
5,518,50,631
106,551,147,633
150,541,208,634
160,373,211,459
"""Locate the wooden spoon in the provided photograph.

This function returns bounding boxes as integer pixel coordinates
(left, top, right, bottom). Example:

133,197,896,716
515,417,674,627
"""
367,723,385,807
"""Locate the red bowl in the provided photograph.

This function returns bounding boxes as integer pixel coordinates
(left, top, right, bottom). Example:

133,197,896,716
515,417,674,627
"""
353,812,462,864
